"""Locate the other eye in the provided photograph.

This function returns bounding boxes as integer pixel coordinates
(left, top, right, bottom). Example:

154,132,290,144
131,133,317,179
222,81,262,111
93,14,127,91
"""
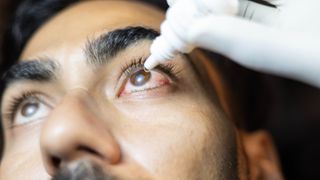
120,69,171,96
11,96,51,127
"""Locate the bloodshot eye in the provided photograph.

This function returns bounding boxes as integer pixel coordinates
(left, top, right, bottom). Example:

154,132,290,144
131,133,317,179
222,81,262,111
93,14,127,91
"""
119,69,171,97
130,69,151,86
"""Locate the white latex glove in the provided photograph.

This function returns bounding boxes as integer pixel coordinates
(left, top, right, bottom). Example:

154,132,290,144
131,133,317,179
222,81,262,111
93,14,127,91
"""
167,0,320,88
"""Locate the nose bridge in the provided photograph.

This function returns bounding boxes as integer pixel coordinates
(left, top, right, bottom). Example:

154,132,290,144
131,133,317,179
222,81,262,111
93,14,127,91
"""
44,90,97,136
40,90,121,175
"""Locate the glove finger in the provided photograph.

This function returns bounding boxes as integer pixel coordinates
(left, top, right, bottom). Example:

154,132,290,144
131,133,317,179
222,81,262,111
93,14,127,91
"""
167,0,178,6
246,0,284,6
188,15,320,88
239,0,280,25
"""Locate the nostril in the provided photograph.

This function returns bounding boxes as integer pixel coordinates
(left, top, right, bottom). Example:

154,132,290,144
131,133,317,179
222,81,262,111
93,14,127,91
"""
51,156,61,169
78,146,103,158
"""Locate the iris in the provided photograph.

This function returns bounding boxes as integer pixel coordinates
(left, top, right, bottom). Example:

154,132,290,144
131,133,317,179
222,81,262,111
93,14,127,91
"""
21,102,39,117
130,69,151,86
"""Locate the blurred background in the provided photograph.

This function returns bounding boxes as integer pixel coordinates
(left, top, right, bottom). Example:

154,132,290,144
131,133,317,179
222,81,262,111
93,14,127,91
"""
1,1,320,179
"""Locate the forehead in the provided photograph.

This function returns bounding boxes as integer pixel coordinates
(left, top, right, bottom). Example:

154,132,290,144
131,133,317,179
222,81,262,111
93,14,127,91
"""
21,0,165,59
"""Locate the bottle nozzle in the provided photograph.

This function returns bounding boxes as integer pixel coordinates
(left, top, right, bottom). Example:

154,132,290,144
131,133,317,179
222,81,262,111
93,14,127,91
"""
144,54,159,70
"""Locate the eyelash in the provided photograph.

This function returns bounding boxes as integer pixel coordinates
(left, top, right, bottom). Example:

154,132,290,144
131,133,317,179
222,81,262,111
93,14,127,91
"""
120,57,180,81
4,91,43,126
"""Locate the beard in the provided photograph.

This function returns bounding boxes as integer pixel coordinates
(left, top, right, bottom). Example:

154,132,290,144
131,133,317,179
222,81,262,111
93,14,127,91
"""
52,160,116,180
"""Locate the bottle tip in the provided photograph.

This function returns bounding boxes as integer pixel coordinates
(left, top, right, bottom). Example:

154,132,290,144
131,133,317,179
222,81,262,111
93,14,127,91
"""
144,55,158,70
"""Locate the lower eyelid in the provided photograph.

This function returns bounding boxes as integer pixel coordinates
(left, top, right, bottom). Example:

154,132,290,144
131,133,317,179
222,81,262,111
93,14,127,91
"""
119,71,171,97
114,62,179,98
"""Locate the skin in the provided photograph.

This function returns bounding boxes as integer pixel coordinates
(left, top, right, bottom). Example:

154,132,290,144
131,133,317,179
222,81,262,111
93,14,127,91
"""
0,1,283,179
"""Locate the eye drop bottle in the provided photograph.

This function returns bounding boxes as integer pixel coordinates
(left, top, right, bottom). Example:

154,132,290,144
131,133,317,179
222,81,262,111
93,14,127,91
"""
144,0,238,70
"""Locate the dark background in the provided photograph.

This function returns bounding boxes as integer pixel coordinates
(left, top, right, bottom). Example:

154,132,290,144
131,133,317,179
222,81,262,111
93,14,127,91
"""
1,1,320,179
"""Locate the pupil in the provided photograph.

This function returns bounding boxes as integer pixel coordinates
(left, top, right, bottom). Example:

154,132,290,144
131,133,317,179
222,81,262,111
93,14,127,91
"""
130,69,151,86
21,102,39,117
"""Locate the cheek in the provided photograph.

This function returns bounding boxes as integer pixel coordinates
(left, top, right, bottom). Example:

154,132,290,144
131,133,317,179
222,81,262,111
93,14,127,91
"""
0,156,49,179
4,121,42,154
0,144,49,179
118,123,213,177
114,98,230,178
1,123,49,179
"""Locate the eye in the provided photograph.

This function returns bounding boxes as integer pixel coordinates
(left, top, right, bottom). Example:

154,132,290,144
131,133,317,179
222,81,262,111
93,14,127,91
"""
14,97,51,126
130,69,151,86
120,69,171,96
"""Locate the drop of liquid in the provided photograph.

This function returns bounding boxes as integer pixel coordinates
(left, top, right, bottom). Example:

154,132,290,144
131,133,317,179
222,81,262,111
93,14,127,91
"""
130,69,151,86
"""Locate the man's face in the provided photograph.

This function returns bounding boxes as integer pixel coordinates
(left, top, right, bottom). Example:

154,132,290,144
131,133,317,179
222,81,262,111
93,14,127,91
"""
0,1,238,179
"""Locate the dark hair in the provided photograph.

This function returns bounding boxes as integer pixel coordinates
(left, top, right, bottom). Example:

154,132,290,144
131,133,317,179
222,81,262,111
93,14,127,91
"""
0,0,168,160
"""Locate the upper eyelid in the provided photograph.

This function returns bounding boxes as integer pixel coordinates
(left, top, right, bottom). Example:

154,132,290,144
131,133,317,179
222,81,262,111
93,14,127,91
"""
123,64,145,78
118,57,147,80
113,60,178,96
113,57,148,91
119,62,178,83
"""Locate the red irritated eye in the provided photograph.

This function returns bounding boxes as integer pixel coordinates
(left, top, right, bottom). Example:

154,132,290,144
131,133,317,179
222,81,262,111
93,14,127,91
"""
119,69,171,97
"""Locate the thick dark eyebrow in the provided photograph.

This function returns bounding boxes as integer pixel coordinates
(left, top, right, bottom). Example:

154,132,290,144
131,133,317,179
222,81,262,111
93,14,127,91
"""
1,59,58,90
85,26,159,66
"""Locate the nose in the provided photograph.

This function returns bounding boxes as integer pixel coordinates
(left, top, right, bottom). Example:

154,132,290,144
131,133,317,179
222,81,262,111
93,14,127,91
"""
40,91,121,176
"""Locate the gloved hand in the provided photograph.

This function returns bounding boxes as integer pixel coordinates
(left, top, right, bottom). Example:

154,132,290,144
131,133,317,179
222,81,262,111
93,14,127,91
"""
166,0,320,88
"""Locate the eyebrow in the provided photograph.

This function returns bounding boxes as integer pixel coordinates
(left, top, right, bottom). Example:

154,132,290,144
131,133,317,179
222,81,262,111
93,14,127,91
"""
85,26,159,66
1,26,159,92
1,59,58,88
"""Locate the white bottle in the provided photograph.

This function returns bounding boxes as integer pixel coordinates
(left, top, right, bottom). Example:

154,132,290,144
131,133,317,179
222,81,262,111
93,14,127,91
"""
144,0,238,70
